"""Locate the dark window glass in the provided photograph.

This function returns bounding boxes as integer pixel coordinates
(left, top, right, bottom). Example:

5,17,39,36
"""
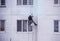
17,20,32,32
0,20,5,31
23,20,27,32
1,20,5,31
23,0,27,5
17,0,21,5
28,21,32,31
17,20,22,31
29,0,33,5
54,20,59,32
54,0,58,4
1,0,5,5
59,0,60,4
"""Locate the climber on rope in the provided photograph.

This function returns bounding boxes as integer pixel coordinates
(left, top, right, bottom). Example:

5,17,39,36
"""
28,14,37,26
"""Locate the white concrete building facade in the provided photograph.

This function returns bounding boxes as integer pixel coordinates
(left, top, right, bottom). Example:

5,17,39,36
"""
38,0,60,41
0,0,37,41
0,0,60,41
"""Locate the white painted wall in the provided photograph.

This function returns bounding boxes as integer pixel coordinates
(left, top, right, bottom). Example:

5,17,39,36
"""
38,16,60,41
38,0,60,15
0,0,37,41
38,0,60,41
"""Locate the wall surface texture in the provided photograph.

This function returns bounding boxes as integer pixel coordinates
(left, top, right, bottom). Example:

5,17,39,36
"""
0,0,38,41
38,0,60,41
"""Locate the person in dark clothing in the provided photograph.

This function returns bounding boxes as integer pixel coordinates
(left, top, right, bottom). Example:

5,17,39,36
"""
28,15,37,26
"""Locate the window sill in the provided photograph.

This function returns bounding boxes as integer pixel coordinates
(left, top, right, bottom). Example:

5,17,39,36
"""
0,31,5,34
53,32,60,35
17,5,33,7
17,32,33,34
0,6,6,8
17,31,33,33
53,4,60,7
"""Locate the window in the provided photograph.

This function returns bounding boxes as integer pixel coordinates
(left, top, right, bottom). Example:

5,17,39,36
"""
0,20,5,31
28,21,32,31
54,20,59,32
0,0,6,6
17,0,33,5
17,20,32,32
54,0,60,4
29,0,33,5
23,0,27,5
17,20,22,31
23,20,27,32
17,0,21,5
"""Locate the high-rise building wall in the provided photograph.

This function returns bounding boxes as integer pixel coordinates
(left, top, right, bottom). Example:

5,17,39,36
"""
1,0,60,41
38,0,60,41
0,0,37,41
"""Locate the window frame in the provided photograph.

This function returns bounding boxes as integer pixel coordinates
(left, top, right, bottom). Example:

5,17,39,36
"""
17,0,33,5
17,20,32,32
53,20,60,34
0,0,6,7
0,20,5,33
17,20,22,32
54,0,60,7
23,0,27,5
23,20,27,32
54,20,59,32
54,0,58,4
